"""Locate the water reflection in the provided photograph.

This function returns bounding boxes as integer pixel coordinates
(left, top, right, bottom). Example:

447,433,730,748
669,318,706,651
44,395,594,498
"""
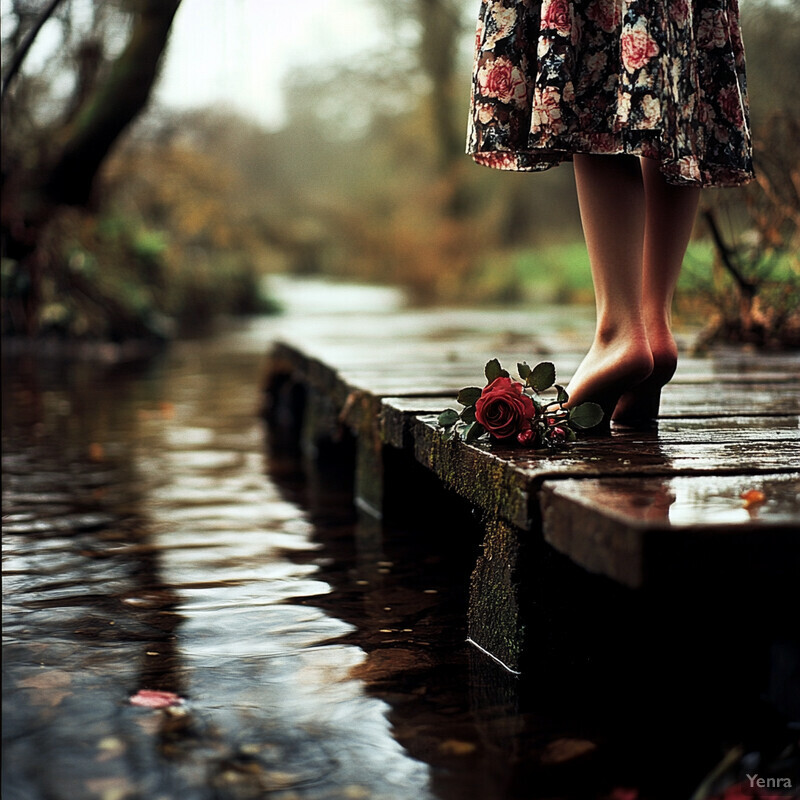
3,327,433,800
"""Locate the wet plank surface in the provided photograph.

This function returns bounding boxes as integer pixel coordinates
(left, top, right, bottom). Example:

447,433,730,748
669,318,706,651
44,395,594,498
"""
541,473,800,588
268,309,800,544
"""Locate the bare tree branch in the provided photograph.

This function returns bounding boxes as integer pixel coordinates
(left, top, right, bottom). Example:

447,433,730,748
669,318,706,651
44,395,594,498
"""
45,0,183,205
1,0,67,103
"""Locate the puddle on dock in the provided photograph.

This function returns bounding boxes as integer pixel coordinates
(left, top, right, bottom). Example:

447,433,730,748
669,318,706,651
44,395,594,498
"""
2,293,795,800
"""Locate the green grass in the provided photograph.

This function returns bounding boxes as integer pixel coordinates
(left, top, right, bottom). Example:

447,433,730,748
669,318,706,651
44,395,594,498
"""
511,242,593,302
502,239,797,304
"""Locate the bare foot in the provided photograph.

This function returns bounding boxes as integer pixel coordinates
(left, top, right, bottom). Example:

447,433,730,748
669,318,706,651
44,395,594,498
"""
612,329,678,428
566,333,654,433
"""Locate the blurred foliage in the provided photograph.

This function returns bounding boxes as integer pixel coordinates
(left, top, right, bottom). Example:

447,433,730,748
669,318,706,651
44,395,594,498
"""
237,0,582,303
1,0,275,343
682,0,800,347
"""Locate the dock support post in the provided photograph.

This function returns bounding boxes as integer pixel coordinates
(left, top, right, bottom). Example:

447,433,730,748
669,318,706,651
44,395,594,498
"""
339,391,385,519
468,514,525,674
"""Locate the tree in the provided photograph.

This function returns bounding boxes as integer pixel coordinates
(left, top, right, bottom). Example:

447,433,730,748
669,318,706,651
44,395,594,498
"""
1,0,182,337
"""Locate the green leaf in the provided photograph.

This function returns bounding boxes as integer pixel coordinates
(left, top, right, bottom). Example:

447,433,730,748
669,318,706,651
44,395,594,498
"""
555,384,569,404
461,405,476,424
484,359,509,383
568,402,604,429
437,409,459,427
530,361,556,392
517,362,532,381
464,421,486,443
457,386,482,406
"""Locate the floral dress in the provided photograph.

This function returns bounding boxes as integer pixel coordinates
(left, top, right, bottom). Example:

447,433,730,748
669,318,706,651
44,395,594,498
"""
466,0,755,186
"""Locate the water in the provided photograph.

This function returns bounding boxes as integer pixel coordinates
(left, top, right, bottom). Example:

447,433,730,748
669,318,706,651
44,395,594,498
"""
3,288,795,800
1,289,525,800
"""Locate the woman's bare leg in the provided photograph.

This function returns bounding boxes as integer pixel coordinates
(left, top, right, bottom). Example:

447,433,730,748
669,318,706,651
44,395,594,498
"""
612,158,701,425
566,154,654,425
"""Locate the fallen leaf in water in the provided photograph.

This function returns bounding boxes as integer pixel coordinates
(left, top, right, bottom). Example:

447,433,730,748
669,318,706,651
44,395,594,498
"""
439,739,477,756
129,689,183,708
96,737,126,763
541,737,597,764
343,786,371,799
740,489,766,509
88,442,105,462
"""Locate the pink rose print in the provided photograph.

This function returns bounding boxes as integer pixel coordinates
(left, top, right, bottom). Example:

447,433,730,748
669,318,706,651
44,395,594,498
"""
697,9,728,50
718,85,744,126
541,0,571,36
475,152,518,170
489,7,517,43
621,27,659,72
669,0,690,25
532,86,565,135
477,56,528,106
677,157,702,184
641,94,661,129
586,0,619,34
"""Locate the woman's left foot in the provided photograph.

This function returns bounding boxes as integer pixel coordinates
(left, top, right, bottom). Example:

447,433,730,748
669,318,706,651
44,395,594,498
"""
566,333,654,434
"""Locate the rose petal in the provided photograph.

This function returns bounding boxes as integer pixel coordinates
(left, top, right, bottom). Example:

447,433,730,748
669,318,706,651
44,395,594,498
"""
129,689,183,708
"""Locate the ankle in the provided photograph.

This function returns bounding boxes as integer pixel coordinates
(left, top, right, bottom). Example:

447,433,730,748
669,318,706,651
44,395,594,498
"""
593,320,649,349
643,319,678,368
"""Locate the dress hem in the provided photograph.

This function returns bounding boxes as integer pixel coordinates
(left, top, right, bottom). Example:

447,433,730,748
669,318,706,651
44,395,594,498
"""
467,145,755,189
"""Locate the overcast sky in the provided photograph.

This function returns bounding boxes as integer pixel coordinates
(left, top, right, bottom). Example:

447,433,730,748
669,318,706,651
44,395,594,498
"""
155,0,386,129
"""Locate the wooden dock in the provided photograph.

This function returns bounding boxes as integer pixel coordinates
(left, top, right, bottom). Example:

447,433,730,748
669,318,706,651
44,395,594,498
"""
262,306,800,700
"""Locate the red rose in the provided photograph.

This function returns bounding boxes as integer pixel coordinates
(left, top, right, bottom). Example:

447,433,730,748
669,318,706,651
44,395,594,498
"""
475,377,535,440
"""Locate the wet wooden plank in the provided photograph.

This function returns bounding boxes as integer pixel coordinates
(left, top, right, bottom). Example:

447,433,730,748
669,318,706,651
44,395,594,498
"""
267,337,799,531
268,336,799,531
405,415,800,531
368,378,800,408
270,337,800,417
540,474,800,589
274,341,800,384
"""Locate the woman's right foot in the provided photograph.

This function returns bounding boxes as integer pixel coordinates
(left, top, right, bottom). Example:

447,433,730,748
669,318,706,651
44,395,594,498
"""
612,330,678,428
